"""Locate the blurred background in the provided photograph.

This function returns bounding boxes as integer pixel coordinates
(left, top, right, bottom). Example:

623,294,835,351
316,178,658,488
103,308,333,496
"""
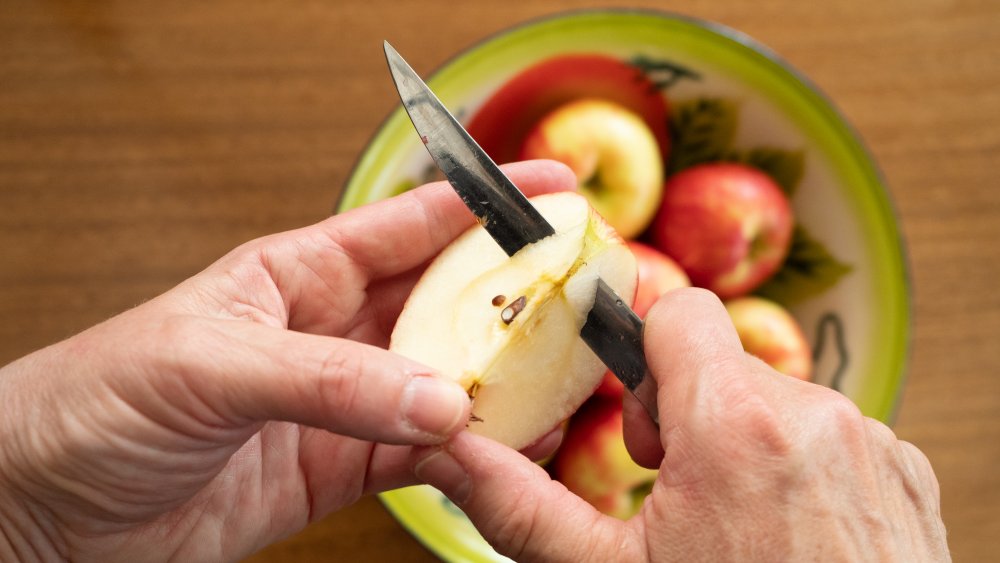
1,1,997,560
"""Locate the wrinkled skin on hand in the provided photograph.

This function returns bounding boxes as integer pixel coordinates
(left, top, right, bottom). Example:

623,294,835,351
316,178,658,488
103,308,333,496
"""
414,289,950,562
0,161,577,562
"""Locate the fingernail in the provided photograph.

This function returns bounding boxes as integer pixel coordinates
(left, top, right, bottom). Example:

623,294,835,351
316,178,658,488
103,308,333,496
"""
414,449,471,504
402,376,469,438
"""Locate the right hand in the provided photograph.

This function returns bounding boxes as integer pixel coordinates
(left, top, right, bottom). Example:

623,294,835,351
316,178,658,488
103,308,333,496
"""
413,288,950,561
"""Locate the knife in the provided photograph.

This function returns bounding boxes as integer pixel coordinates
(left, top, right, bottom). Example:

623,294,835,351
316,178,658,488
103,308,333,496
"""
383,41,659,424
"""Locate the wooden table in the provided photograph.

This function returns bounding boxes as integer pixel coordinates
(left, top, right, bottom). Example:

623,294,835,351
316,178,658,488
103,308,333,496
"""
2,1,997,561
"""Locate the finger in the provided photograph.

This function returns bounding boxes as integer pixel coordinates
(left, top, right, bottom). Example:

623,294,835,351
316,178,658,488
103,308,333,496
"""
305,159,577,280
639,287,749,435
337,269,431,347
302,423,568,514
147,316,470,445
519,424,565,463
622,391,664,469
249,159,576,336
412,432,641,562
329,159,577,278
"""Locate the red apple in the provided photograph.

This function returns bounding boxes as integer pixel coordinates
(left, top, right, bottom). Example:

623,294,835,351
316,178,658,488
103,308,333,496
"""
650,163,794,299
628,241,691,317
595,241,689,398
553,398,658,520
466,54,670,165
725,296,813,381
519,99,665,239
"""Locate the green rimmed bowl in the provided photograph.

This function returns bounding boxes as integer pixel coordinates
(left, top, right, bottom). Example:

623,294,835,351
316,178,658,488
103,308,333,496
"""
339,10,910,562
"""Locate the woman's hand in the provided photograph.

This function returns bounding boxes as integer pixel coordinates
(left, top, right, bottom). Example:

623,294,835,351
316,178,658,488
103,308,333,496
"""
0,161,577,562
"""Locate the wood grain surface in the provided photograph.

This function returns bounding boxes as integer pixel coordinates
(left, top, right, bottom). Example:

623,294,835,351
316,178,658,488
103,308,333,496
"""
2,1,998,561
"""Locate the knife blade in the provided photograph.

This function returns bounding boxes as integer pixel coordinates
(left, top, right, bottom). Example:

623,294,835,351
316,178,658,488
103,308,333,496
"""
383,41,658,424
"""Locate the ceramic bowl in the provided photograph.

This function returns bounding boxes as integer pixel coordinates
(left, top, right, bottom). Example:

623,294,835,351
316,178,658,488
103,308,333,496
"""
338,10,910,562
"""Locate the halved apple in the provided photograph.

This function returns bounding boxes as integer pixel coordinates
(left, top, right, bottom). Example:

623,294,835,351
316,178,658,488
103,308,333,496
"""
390,192,638,450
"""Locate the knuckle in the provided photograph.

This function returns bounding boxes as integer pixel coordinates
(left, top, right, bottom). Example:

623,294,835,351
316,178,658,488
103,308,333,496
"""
488,492,543,558
863,416,899,446
148,315,212,374
810,388,867,442
483,482,577,562
739,400,791,458
709,375,792,459
898,440,932,474
898,440,942,504
313,344,366,414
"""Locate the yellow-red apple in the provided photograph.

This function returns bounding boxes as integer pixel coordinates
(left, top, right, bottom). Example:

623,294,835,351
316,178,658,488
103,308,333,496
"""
628,240,691,317
553,398,658,520
725,296,813,381
519,99,665,239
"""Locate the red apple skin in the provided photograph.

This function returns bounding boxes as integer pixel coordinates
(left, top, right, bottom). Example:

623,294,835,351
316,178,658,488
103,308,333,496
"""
649,163,794,300
595,241,690,399
553,398,658,520
465,54,670,165
628,241,691,318
725,296,813,381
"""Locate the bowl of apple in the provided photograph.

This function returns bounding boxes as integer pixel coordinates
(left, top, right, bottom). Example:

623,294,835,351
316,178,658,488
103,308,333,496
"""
339,9,910,562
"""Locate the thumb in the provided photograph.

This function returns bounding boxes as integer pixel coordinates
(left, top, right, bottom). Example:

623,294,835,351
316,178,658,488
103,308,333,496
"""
148,316,470,445
624,287,747,464
412,432,642,562
643,287,748,427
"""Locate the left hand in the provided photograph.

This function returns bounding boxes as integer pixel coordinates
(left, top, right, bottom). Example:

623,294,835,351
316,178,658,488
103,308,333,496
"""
0,161,577,562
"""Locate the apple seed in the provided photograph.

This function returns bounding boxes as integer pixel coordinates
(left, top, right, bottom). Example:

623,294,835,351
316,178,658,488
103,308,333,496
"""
492,294,507,307
467,381,481,400
500,295,527,324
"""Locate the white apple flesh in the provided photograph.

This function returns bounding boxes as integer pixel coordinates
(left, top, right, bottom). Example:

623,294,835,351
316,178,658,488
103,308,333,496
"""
390,192,638,450
519,99,664,239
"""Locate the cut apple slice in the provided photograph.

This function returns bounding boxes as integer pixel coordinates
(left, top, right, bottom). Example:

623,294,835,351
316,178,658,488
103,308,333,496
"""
390,192,637,450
